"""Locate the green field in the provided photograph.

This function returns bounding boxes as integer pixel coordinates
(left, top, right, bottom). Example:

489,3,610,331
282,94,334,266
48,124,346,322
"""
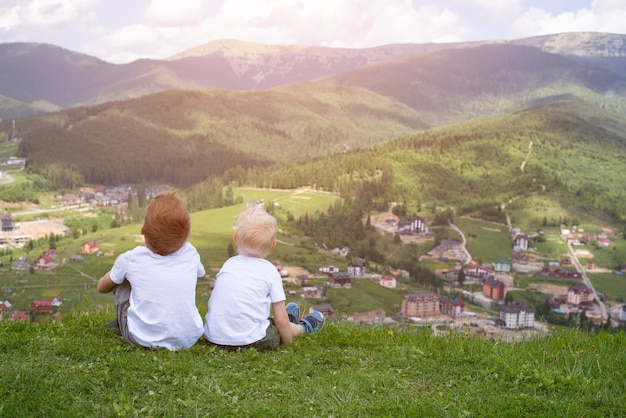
453,217,512,263
589,272,626,302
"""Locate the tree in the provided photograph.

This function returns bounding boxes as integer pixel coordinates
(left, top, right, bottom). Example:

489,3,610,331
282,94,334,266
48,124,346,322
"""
457,268,466,286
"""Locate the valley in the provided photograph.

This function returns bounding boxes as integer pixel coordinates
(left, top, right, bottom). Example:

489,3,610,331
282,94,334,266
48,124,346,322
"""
2,32,626,335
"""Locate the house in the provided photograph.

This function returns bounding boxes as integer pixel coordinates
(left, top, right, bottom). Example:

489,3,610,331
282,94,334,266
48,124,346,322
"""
401,293,440,319
310,304,335,317
1,213,15,231
10,310,30,321
483,278,507,301
11,260,30,270
60,193,81,206
347,260,366,277
329,272,351,288
30,299,52,313
352,309,386,325
0,300,12,317
379,275,397,289
620,305,626,323
597,237,610,248
271,260,289,277
513,233,529,251
35,255,55,269
440,297,464,318
301,286,324,299
493,259,511,273
319,264,340,274
567,284,594,305
398,216,429,234
51,296,63,307
464,264,495,281
581,234,596,243
331,247,350,256
295,275,309,286
499,303,534,329
82,241,99,254
42,249,57,257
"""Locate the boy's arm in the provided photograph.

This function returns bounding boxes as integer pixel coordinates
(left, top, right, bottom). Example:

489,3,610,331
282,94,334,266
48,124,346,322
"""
272,301,293,345
97,271,116,293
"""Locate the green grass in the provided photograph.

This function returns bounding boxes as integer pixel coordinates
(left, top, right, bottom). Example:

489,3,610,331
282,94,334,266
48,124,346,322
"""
589,273,626,302
454,217,512,263
233,187,341,219
0,313,624,417
315,278,420,316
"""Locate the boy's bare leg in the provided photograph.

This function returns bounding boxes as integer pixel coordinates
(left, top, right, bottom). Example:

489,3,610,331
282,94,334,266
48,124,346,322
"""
290,322,304,337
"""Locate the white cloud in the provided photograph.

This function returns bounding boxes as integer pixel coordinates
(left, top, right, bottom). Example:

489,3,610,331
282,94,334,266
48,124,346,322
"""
23,0,98,25
511,0,626,38
0,5,21,31
200,0,466,47
108,24,160,52
143,0,205,26
0,0,99,43
473,0,524,15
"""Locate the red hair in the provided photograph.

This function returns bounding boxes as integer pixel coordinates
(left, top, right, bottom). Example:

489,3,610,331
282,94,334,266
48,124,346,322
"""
142,190,190,256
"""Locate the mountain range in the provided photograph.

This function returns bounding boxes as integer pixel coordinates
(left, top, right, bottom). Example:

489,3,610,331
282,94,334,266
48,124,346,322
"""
1,32,626,120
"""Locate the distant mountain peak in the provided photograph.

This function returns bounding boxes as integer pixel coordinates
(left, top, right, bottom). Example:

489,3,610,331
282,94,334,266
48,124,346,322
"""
513,32,626,57
167,38,308,60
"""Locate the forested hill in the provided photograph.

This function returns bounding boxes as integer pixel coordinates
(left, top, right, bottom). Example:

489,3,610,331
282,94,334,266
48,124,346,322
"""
11,84,424,187
214,97,626,224
9,40,626,191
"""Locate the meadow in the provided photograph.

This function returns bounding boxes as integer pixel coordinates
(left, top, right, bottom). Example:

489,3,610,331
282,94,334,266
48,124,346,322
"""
0,313,624,417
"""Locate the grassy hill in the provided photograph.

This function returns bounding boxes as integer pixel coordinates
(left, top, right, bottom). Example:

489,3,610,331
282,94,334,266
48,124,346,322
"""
1,313,623,417
230,97,626,228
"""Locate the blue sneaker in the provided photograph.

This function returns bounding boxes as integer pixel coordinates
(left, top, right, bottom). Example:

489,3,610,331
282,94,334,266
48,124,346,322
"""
286,302,300,324
300,310,324,334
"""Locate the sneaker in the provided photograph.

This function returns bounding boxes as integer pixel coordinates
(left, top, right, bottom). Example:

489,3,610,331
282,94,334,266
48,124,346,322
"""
105,320,119,330
300,310,324,334
286,302,300,324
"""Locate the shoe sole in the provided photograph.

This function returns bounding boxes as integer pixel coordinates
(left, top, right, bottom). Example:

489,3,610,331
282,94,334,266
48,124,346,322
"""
286,302,300,324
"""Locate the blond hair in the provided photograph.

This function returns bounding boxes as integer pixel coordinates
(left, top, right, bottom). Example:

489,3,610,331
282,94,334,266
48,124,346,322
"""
142,190,190,256
234,207,276,258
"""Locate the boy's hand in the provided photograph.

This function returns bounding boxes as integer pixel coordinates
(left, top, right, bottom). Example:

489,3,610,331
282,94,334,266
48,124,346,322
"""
272,301,293,345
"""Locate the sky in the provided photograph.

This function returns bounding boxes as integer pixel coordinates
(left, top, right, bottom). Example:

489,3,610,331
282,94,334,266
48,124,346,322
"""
1,0,625,63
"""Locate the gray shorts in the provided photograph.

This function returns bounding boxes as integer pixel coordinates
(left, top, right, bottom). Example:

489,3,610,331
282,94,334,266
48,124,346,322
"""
206,319,281,351
113,279,140,346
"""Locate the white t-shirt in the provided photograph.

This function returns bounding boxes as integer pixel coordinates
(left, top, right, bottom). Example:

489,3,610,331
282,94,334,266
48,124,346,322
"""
110,242,205,350
204,255,285,346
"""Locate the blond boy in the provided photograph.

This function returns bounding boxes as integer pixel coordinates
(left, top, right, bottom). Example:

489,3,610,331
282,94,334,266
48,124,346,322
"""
204,206,323,350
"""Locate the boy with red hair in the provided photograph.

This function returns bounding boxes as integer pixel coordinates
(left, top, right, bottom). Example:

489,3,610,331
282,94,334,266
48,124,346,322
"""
97,190,205,350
